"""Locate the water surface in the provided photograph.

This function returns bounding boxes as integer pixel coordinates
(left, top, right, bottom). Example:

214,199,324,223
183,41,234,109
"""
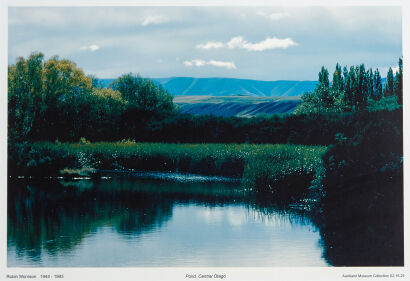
8,176,328,267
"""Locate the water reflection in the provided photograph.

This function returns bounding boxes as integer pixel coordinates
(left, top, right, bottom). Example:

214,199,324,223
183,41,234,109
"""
8,176,327,267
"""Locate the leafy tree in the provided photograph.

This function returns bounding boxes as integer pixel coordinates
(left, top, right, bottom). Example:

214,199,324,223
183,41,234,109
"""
367,68,374,100
331,63,343,92
40,56,93,140
8,52,45,140
394,58,403,105
318,66,330,88
111,73,176,118
355,64,367,111
373,69,383,101
86,88,127,140
8,53,94,141
383,67,394,97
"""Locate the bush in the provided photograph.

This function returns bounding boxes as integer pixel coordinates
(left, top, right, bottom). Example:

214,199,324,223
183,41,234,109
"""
319,108,403,266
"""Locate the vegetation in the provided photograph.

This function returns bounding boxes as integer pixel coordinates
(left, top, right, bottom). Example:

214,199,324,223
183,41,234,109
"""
8,53,175,142
8,142,326,200
294,59,403,114
8,51,404,265
317,108,403,266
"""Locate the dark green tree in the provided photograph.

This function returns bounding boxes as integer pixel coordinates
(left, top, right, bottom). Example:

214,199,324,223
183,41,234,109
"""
394,58,403,105
111,73,176,117
373,69,383,101
383,67,394,97
8,52,45,140
367,68,374,100
331,63,343,92
356,64,367,111
318,66,330,88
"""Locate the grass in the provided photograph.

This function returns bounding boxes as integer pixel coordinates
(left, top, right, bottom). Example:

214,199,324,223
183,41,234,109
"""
8,141,326,199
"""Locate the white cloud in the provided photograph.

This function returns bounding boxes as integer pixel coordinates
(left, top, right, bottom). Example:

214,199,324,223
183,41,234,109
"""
208,60,237,69
141,15,167,26
196,41,225,50
197,36,298,52
183,59,236,69
80,44,100,52
257,11,287,21
227,36,298,51
183,59,206,67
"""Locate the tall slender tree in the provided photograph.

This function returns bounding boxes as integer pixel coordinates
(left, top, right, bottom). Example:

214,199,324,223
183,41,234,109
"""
367,68,374,100
394,58,403,105
374,69,382,101
383,67,394,97
356,64,367,110
331,63,343,92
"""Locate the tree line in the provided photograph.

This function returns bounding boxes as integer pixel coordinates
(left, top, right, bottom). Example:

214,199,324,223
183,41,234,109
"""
8,52,403,144
295,58,402,114
8,52,176,142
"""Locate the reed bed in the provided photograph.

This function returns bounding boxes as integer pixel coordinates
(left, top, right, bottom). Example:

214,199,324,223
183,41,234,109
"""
9,141,326,198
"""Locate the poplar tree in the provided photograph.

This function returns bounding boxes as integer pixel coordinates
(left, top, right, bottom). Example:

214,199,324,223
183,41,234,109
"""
331,63,343,92
367,68,374,100
383,68,394,97
394,58,403,105
356,64,367,110
374,69,382,101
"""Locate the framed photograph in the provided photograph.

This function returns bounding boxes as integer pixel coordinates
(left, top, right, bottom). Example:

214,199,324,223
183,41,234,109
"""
1,1,408,280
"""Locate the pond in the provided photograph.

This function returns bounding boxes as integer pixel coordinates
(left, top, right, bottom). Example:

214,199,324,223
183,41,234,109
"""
7,174,329,267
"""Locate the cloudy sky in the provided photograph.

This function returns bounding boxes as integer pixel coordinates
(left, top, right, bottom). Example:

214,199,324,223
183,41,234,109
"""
8,6,402,80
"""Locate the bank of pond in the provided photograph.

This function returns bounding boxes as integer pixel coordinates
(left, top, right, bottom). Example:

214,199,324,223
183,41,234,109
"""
8,142,326,203
8,139,403,266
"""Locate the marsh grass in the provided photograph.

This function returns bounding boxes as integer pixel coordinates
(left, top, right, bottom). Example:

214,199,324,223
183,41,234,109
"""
9,141,326,198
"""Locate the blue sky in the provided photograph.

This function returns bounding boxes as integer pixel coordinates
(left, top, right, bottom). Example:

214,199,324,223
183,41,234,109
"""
8,6,402,80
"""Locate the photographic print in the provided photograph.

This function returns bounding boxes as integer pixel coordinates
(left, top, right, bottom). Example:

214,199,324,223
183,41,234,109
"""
2,1,407,280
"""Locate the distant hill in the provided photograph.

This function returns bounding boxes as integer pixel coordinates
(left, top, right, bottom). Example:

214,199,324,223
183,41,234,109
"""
174,96,301,117
98,77,317,97
98,76,387,98
153,77,317,97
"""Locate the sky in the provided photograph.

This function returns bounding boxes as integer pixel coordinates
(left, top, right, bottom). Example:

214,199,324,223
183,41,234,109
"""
8,6,402,80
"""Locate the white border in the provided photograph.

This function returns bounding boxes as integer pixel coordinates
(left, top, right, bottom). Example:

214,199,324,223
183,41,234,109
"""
1,1,408,281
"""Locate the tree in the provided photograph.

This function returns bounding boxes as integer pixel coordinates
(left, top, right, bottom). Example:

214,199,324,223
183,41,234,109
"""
111,73,176,118
394,58,403,105
343,66,356,111
294,66,344,114
373,69,382,101
331,63,343,92
367,68,374,100
318,66,330,88
8,53,94,141
383,67,394,97
87,88,127,140
41,56,93,140
8,52,45,140
355,64,367,111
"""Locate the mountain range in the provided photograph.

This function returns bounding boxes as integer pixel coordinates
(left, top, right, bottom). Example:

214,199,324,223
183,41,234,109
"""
99,77,317,97
98,76,385,117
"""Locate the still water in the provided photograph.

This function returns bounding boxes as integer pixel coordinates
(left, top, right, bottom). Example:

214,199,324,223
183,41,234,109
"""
8,175,329,267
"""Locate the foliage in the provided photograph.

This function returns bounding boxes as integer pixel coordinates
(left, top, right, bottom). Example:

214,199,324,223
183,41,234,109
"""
319,107,403,265
8,141,326,201
295,59,402,114
366,95,401,112
394,58,403,105
8,53,97,141
110,73,176,118
8,53,177,142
